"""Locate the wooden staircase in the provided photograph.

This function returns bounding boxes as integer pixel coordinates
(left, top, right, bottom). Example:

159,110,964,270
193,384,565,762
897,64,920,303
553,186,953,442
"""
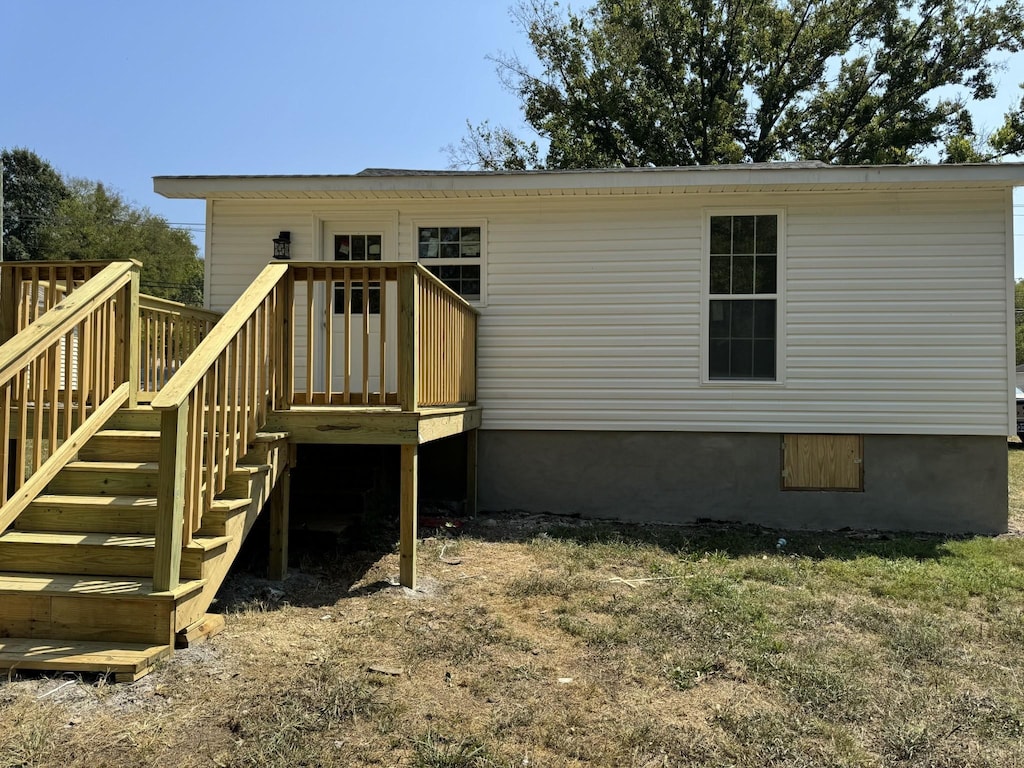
0,407,286,681
0,260,290,681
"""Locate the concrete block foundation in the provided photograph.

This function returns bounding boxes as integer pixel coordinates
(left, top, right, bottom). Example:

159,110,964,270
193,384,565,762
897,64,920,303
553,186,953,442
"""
478,431,1008,534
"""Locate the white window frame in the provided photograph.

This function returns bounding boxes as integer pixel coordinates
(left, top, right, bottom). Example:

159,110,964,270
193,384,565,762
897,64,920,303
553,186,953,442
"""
700,208,786,386
412,220,488,306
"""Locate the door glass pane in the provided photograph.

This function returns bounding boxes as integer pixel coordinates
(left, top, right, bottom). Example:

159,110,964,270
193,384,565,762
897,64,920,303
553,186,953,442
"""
334,235,351,260
351,235,366,260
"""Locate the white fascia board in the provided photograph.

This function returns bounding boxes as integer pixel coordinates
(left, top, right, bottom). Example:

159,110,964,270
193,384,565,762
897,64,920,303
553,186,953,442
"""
153,163,1024,200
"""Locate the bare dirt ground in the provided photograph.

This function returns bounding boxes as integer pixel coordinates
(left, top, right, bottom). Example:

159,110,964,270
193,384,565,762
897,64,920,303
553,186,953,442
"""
2,449,1024,767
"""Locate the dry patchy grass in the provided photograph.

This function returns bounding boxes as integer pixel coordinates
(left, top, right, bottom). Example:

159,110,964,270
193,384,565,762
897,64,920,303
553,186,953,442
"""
3,447,1024,766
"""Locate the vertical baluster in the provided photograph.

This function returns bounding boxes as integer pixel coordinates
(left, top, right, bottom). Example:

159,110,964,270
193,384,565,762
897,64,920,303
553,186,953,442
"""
204,361,218,515
46,336,59,459
15,357,28,490
362,266,370,404
31,355,44,477
215,351,229,497
378,267,387,405
324,266,333,403
63,329,74,438
0,383,10,504
306,269,315,403
343,269,351,404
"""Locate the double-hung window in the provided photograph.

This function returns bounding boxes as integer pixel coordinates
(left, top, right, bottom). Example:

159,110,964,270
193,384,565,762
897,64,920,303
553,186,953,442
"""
707,214,780,380
417,225,484,302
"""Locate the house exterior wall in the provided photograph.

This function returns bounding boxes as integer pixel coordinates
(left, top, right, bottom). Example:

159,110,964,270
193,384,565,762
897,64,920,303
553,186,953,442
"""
206,188,1013,438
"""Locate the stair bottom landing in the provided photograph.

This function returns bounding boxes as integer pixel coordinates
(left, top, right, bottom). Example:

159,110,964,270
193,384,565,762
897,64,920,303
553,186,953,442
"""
0,638,172,682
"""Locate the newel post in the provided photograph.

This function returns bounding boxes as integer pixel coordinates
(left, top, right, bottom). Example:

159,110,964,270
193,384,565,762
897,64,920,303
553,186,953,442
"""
398,267,419,412
124,264,141,407
276,270,294,410
153,402,189,592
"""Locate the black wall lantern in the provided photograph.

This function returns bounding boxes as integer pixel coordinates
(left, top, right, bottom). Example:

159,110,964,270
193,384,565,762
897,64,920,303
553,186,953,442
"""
272,231,291,260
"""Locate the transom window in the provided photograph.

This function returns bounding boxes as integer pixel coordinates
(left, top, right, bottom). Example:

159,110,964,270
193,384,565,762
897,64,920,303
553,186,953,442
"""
418,226,482,301
708,214,778,380
333,233,381,314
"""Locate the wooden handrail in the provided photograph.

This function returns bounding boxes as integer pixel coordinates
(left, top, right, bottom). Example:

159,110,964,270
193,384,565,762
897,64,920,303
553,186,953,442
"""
150,262,290,591
0,261,139,532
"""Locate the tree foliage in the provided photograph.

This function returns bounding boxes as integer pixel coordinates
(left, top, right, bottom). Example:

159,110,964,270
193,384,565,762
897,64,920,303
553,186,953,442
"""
2,149,203,305
452,0,1024,169
1,148,68,260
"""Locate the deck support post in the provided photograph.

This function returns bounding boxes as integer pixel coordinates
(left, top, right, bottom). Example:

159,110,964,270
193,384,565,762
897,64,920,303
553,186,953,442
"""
269,464,291,580
154,403,188,592
399,443,418,589
466,429,478,516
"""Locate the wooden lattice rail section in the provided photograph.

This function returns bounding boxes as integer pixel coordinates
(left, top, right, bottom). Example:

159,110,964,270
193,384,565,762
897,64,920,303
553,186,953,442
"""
0,261,140,532
288,262,478,409
149,263,291,591
138,295,221,395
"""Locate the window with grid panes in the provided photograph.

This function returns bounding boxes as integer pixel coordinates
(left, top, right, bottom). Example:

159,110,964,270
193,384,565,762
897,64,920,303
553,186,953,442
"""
707,215,778,380
417,226,481,300
333,233,381,314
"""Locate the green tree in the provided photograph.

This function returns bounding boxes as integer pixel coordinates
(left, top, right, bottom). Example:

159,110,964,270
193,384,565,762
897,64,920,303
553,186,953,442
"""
452,0,1024,169
1,148,69,260
41,178,203,305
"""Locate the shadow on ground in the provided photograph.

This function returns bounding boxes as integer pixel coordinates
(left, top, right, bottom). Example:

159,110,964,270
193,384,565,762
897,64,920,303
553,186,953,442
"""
455,510,973,563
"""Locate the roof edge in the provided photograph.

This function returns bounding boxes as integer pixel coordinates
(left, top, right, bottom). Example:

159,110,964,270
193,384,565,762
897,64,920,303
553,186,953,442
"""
153,162,1024,199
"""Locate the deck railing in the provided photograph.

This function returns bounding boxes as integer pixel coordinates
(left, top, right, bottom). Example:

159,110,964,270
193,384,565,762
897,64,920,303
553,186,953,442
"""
287,262,478,408
138,295,221,396
0,261,139,531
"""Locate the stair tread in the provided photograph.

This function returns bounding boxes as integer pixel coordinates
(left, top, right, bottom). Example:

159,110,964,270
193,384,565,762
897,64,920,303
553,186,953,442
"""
0,530,232,551
31,494,251,511
0,572,204,599
62,461,266,476
0,638,172,680
93,429,161,438
63,461,159,472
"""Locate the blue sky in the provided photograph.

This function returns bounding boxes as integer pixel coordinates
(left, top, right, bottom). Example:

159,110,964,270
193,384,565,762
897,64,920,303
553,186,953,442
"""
3,0,1024,274
2,1,534,243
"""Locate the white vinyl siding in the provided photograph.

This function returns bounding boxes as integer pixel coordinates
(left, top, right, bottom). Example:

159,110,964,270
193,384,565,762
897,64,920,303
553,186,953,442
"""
206,188,1012,436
